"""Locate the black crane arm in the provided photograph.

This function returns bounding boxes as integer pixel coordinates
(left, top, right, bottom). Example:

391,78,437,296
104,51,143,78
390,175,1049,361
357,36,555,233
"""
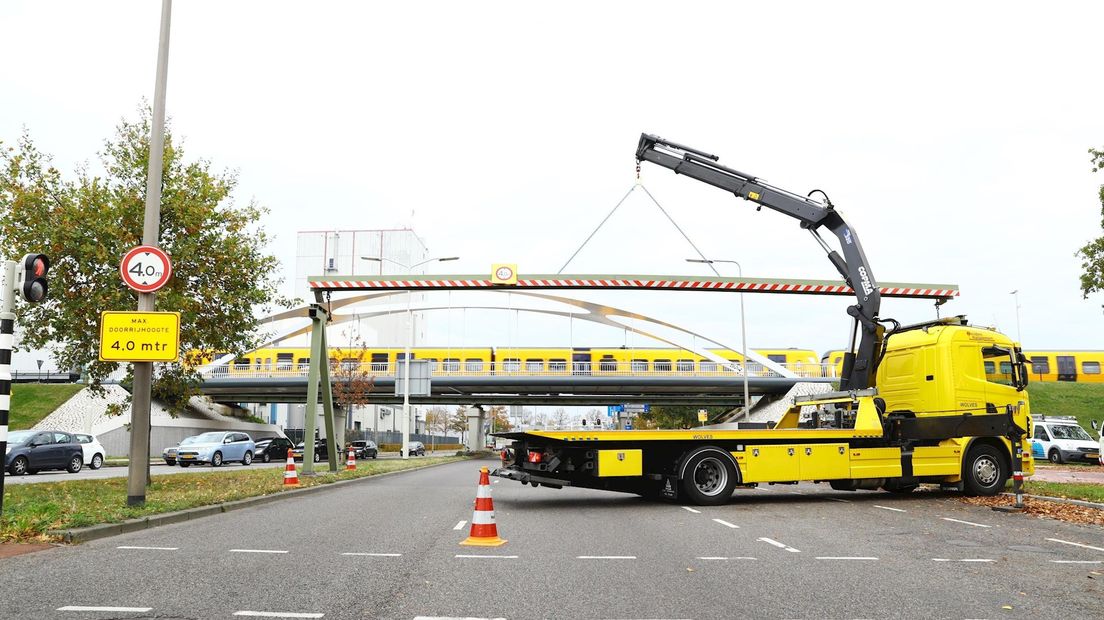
636,133,884,390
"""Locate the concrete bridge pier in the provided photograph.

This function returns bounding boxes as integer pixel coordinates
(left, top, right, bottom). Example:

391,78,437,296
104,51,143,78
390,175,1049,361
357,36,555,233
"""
465,405,485,451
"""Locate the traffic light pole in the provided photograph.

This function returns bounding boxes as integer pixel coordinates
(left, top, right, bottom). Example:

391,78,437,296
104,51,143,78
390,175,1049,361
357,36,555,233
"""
127,0,172,506
0,261,16,517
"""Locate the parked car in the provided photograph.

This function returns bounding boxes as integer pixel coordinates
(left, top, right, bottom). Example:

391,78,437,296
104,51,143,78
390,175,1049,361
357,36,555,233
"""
4,430,85,475
1030,416,1101,464
176,432,255,467
253,436,295,463
291,439,341,463
73,433,106,470
348,440,379,459
401,441,426,457
162,435,201,466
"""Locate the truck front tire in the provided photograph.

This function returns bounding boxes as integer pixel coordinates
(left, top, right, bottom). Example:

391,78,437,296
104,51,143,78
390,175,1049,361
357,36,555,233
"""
963,443,1008,496
680,449,738,506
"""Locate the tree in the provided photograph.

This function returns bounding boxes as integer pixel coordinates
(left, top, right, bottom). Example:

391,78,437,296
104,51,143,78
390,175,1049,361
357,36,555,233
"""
329,339,376,419
487,405,513,433
636,405,727,429
0,109,291,414
1078,148,1104,300
448,407,469,440
552,407,568,428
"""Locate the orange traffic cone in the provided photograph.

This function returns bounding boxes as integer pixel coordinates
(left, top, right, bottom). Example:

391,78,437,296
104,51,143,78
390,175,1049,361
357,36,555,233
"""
460,467,506,547
346,447,356,471
283,448,299,486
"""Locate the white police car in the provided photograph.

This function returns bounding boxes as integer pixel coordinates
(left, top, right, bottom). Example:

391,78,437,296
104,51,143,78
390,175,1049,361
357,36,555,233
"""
1030,415,1100,465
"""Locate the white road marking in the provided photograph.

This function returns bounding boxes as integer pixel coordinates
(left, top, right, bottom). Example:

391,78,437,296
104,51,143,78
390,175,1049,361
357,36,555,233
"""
341,552,401,557
230,608,322,613
874,505,907,513
941,517,991,528
681,506,702,514
58,606,153,613
116,545,178,551
1050,560,1103,564
1046,537,1104,553
230,549,289,554
757,537,800,553
454,554,518,559
815,556,879,561
576,555,637,559
696,556,757,561
712,518,739,529
492,479,499,484
824,497,852,503
453,520,468,530
932,558,995,563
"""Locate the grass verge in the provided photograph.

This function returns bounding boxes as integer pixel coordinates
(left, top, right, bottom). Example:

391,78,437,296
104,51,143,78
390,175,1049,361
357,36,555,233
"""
1,456,469,543
8,383,84,429
1027,381,1104,431
1016,480,1104,504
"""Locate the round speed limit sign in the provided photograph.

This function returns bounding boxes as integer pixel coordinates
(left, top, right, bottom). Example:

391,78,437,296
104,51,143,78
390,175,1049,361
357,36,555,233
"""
120,245,173,293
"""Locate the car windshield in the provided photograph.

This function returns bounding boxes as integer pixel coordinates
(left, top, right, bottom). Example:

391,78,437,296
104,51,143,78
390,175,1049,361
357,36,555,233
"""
194,432,225,443
180,436,201,445
7,430,35,444
1049,425,1092,441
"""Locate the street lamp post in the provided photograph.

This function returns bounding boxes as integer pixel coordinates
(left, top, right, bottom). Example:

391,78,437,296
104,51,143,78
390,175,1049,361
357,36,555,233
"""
687,258,751,420
361,255,458,459
1009,290,1022,343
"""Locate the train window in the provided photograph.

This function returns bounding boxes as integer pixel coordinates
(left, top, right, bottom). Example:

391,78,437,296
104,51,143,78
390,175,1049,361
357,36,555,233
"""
655,359,672,372
631,359,648,372
984,361,995,374
676,359,695,372
1083,361,1101,374
423,358,438,371
465,359,484,372
297,358,309,371
265,358,272,370
235,357,251,370
525,359,544,372
599,355,617,372
503,358,521,372
549,359,567,372
442,358,460,372
255,358,263,370
1030,356,1050,375
340,358,358,372
700,361,718,373
370,353,389,372
999,362,1012,374
277,353,293,370
767,354,787,364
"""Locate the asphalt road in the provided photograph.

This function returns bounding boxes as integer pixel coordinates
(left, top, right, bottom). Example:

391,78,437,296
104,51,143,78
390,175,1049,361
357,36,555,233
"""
2,451,455,485
1,458,1101,619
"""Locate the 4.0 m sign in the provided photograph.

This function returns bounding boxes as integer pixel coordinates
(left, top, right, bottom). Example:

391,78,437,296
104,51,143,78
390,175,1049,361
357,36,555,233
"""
99,311,180,363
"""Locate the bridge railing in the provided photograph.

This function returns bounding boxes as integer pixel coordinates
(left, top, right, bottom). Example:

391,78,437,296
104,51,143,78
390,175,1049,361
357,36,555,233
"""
199,361,839,380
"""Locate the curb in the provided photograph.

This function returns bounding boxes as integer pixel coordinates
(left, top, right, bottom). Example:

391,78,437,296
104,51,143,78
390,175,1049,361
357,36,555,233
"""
48,457,482,544
1001,492,1104,510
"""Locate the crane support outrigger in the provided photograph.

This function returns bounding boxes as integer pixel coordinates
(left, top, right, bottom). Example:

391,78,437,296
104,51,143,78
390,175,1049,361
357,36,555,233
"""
492,134,1033,505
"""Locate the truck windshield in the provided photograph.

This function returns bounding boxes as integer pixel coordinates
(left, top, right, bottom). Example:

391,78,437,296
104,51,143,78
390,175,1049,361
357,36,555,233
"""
983,345,1027,390
1049,425,1092,441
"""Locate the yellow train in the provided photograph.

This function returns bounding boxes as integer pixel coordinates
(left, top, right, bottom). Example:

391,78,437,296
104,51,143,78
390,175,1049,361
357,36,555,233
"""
210,347,825,377
823,349,1104,383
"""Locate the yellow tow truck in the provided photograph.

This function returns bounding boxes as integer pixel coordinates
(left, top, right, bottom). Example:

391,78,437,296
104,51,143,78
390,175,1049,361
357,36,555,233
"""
492,135,1032,505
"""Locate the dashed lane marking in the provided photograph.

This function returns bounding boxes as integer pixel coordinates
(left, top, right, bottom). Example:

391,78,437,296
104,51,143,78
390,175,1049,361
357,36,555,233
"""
229,608,322,613
116,545,178,550
696,556,757,561
1050,560,1103,564
757,537,800,553
1046,537,1104,553
230,549,289,554
932,558,995,563
941,517,991,528
577,555,637,559
341,552,401,557
874,505,906,513
815,556,879,561
712,518,739,529
454,554,518,559
681,506,702,514
58,606,153,613
823,497,852,503
453,520,468,530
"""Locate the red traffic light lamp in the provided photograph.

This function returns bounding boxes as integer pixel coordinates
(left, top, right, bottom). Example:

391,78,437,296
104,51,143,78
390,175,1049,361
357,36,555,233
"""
17,253,50,303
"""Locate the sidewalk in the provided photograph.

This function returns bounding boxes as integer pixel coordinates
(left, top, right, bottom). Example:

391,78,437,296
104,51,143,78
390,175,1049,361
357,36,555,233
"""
1031,464,1104,485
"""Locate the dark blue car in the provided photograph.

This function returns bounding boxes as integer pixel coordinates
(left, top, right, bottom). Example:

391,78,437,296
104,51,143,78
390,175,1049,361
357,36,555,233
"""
5,430,85,475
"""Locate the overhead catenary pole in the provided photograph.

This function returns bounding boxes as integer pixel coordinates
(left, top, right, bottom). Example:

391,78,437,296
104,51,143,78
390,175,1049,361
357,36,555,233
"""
127,0,172,507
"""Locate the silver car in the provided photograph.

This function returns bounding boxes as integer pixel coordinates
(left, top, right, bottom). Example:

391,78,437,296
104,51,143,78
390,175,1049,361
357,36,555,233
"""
176,432,255,467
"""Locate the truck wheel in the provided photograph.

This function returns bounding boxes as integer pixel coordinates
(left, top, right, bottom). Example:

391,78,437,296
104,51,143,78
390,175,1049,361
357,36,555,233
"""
681,449,737,506
1048,449,1064,464
963,444,1007,496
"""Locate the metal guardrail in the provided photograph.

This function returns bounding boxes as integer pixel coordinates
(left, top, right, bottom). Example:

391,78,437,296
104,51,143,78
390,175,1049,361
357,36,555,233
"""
200,361,840,380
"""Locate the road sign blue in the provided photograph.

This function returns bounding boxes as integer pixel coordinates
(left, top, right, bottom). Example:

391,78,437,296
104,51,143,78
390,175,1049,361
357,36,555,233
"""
607,405,624,415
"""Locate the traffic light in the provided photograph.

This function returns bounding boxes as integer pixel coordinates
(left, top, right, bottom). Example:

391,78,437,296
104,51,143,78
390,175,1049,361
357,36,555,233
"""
16,253,49,303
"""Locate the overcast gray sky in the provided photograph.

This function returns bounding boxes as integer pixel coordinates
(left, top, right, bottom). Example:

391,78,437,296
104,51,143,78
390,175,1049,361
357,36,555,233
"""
2,0,1103,370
